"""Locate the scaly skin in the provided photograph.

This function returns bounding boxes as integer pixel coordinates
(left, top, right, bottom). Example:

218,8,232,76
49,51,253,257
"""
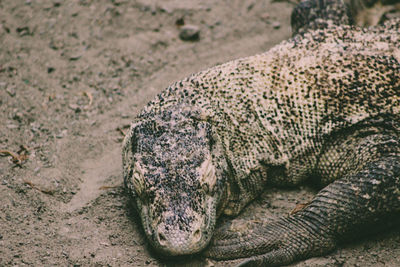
122,0,400,265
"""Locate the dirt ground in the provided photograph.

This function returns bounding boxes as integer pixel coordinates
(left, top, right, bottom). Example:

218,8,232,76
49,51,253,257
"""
1,0,399,266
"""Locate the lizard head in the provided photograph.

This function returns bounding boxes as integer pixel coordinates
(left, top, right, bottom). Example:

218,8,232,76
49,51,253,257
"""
122,107,226,256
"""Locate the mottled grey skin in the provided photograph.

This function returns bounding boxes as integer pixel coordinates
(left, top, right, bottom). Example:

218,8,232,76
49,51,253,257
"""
122,0,400,265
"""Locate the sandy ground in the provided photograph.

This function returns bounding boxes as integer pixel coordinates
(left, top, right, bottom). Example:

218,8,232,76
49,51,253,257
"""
1,0,399,266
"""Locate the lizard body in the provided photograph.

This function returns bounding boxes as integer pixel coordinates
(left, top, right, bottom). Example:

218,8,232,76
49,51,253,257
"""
123,0,400,265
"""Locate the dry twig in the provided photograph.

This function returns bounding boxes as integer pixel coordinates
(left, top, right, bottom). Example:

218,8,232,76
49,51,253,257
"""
116,127,127,136
0,146,29,166
23,180,54,195
99,185,120,190
83,91,93,108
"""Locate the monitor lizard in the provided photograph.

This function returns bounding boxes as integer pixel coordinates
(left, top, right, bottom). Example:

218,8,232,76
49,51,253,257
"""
122,0,400,265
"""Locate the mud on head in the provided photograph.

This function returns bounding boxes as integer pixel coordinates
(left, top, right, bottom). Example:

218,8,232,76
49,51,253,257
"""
122,106,226,255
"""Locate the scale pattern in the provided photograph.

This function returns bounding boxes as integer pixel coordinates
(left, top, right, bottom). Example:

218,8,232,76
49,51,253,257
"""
122,0,400,265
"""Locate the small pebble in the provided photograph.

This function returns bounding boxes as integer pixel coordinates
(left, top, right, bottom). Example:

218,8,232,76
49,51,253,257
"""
68,104,81,113
6,86,16,97
16,26,31,36
69,54,81,61
179,25,200,41
272,21,281,29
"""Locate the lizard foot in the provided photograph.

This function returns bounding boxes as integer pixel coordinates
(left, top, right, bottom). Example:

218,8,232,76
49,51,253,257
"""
204,216,336,267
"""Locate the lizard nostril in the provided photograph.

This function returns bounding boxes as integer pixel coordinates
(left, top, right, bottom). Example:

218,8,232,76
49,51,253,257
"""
158,231,167,246
193,229,201,243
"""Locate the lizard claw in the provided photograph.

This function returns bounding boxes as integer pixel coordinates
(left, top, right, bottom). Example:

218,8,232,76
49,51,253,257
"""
235,249,298,267
205,216,336,266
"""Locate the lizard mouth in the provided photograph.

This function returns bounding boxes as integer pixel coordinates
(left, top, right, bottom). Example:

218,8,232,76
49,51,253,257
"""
140,201,217,256
153,227,209,256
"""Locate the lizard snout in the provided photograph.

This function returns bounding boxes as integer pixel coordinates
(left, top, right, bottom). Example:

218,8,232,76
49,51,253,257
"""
155,223,205,255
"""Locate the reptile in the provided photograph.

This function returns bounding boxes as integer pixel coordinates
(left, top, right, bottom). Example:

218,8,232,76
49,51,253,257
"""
122,0,400,265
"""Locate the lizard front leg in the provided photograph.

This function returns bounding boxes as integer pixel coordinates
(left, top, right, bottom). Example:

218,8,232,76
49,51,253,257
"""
205,133,400,266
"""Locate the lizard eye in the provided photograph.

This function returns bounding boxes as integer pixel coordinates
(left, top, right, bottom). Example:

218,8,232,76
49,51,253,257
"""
131,163,157,204
199,157,217,196
132,163,146,198
202,183,210,194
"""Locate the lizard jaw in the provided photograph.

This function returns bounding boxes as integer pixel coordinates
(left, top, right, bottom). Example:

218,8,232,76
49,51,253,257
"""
140,199,218,256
